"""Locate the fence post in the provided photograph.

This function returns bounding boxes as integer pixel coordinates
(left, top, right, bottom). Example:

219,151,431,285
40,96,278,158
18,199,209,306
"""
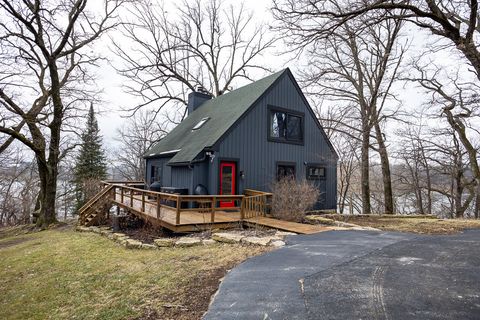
211,196,216,223
157,195,161,219
240,196,245,221
120,187,124,203
141,192,145,212
130,189,133,207
176,196,181,224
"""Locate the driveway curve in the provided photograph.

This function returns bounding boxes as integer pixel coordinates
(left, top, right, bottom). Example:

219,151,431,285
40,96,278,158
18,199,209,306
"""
204,229,480,320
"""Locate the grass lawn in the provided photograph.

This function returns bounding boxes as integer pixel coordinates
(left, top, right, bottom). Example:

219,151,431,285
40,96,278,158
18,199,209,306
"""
0,225,267,320
321,214,480,234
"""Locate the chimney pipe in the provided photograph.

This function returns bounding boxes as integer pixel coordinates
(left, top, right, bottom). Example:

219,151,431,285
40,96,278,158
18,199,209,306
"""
187,86,212,114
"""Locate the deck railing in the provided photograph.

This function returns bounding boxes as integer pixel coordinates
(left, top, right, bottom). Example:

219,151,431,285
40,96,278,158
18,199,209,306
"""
88,181,272,226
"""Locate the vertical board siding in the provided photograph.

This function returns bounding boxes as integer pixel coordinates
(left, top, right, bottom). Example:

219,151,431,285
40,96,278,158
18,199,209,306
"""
170,166,192,191
216,73,337,210
145,157,172,187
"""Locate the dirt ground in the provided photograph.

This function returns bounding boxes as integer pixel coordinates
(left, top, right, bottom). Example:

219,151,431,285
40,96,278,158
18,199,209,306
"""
318,214,480,234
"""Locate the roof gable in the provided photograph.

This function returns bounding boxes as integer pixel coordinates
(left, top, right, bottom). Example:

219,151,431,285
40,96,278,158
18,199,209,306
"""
145,69,286,164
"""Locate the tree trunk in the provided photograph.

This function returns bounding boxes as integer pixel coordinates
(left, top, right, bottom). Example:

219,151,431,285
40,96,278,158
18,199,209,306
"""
374,122,394,214
36,160,58,228
475,185,480,219
361,122,371,214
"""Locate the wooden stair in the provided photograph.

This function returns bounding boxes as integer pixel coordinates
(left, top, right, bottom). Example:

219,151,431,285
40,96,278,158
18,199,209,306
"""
79,184,114,226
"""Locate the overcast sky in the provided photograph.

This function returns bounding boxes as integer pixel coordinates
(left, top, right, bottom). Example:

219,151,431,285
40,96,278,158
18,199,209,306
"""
90,0,471,156
94,0,277,150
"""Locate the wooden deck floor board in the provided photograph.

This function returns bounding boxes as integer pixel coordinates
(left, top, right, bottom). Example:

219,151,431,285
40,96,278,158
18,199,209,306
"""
245,216,332,234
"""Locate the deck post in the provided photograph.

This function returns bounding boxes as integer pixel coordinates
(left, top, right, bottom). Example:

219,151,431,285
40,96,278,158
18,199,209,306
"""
113,186,116,201
141,192,145,212
176,196,181,224
156,195,161,219
211,196,216,223
120,187,124,203
240,197,245,221
130,189,133,207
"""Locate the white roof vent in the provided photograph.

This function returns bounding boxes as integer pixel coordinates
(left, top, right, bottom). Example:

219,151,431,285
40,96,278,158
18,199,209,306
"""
192,117,210,130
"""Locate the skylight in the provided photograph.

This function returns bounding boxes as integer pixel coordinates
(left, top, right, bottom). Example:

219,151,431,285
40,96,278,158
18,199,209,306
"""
192,117,210,130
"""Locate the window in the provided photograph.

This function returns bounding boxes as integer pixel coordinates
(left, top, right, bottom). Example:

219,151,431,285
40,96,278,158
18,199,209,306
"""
269,107,303,143
192,117,210,130
307,165,326,180
150,165,162,184
277,164,295,180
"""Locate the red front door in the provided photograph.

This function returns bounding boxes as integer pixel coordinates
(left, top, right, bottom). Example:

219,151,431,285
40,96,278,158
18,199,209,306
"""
220,161,236,207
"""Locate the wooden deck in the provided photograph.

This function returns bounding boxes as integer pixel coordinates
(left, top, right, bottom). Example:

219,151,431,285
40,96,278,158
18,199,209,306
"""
79,181,334,234
245,216,333,234
113,191,242,232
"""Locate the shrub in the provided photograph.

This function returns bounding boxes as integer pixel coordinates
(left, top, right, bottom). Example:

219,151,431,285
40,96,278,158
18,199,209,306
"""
270,177,320,222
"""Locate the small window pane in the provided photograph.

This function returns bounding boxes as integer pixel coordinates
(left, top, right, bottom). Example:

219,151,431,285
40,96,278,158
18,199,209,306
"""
307,166,325,179
221,166,233,195
151,165,162,184
287,115,302,141
271,111,286,138
277,164,295,180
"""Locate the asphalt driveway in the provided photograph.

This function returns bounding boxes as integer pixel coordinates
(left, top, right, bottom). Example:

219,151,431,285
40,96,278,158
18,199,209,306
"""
204,229,480,320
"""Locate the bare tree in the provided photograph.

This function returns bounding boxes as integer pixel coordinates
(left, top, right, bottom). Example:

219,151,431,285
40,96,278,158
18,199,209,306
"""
0,1,124,228
272,1,480,80
113,110,167,180
0,145,38,226
275,9,405,213
114,0,275,122
406,64,480,217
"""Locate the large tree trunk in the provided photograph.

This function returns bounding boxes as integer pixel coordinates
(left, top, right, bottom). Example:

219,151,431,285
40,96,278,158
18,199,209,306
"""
33,64,63,228
361,120,371,214
374,122,394,214
36,160,58,228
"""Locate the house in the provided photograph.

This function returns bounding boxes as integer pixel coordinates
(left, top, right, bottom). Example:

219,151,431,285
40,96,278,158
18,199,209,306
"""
144,68,338,210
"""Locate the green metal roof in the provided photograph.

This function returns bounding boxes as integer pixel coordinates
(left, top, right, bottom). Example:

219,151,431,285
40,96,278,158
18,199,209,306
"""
144,69,286,164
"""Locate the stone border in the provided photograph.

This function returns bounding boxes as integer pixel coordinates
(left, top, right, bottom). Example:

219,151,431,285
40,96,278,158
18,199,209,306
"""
75,226,294,249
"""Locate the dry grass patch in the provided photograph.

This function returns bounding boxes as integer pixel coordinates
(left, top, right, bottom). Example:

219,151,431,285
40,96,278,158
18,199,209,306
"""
0,226,268,320
320,214,480,234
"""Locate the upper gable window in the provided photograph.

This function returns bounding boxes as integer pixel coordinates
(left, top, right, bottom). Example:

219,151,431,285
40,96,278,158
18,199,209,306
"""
269,107,304,144
192,117,210,130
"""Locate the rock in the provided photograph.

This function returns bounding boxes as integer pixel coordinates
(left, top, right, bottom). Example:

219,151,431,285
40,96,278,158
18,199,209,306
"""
106,233,115,240
112,233,127,240
241,236,271,246
100,229,113,237
349,226,381,231
212,232,244,244
270,240,286,247
141,243,157,250
76,226,91,232
119,239,128,246
304,215,336,225
89,226,101,233
202,239,217,246
125,239,143,249
154,238,175,247
274,231,297,238
175,237,202,247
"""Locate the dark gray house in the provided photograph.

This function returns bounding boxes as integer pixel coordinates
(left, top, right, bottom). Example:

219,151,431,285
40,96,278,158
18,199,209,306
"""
144,68,338,210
